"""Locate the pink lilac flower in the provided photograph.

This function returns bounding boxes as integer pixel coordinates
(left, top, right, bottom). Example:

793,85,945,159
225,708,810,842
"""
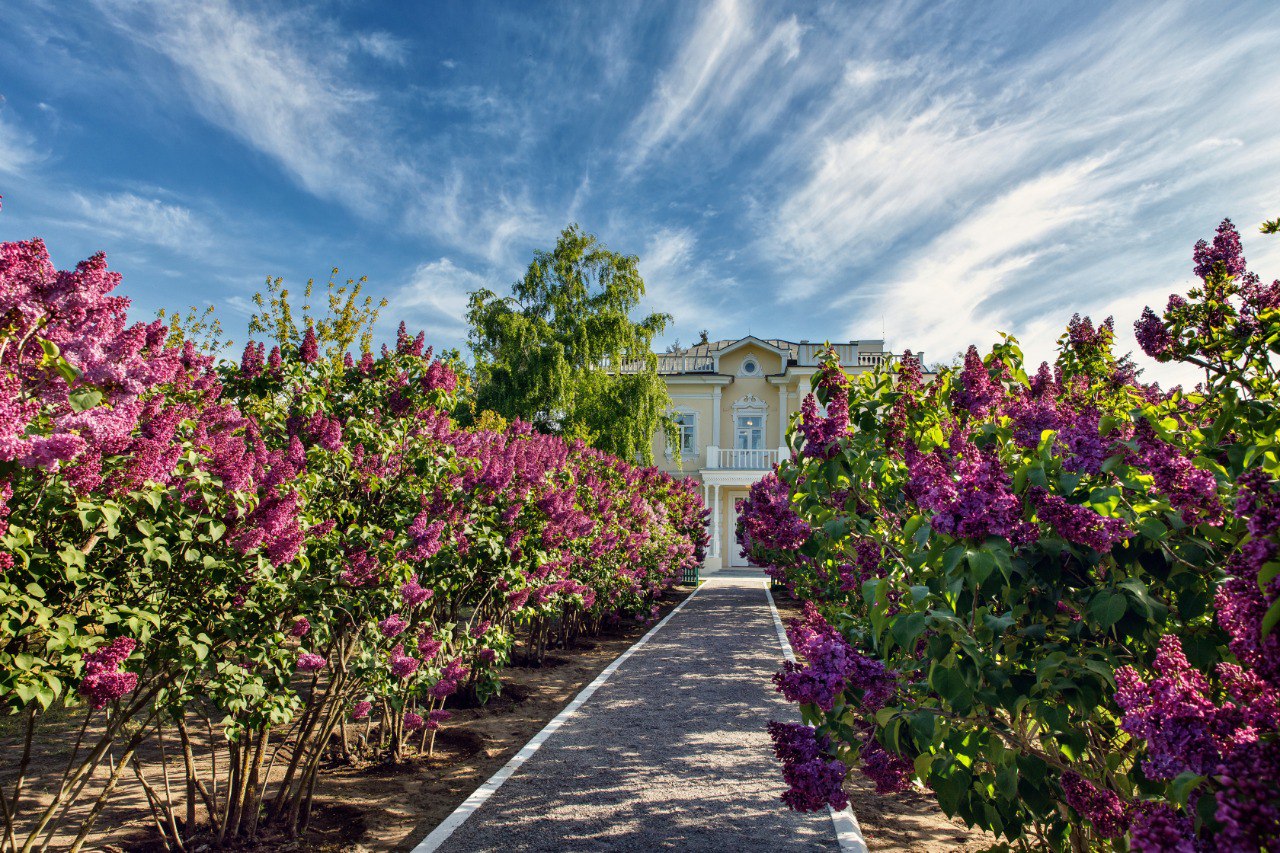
390,644,420,679
426,709,451,730
78,637,138,710
401,576,433,607
296,652,326,673
289,616,311,637
403,711,425,732
352,700,372,720
379,614,408,638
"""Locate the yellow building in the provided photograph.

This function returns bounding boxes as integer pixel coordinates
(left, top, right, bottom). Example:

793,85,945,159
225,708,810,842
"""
636,336,919,571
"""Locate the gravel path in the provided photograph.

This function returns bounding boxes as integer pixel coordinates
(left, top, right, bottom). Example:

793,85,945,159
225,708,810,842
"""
427,573,840,852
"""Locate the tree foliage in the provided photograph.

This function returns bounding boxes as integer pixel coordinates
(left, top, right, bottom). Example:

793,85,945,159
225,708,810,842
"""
467,224,672,462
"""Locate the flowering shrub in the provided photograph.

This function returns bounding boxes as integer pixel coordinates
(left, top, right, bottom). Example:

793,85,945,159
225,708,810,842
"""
0,228,705,849
740,219,1280,849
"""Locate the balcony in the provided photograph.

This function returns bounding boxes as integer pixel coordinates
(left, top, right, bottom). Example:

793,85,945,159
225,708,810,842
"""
705,446,780,470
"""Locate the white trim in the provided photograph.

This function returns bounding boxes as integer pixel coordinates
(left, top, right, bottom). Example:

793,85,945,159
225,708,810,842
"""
737,355,762,377
412,584,706,853
764,584,870,853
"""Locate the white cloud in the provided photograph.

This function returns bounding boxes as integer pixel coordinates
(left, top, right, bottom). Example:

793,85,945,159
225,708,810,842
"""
394,257,490,341
624,0,804,171
639,226,739,343
70,191,213,251
0,111,41,175
95,0,393,214
355,31,408,65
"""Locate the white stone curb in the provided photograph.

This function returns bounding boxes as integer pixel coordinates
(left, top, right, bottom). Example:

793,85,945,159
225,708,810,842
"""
765,582,870,853
411,581,706,853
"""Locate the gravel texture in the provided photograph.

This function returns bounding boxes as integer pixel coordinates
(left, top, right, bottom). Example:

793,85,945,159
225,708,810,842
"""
432,574,840,852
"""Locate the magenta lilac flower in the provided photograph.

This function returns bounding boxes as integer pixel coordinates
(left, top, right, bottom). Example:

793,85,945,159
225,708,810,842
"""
296,652,326,673
78,637,138,710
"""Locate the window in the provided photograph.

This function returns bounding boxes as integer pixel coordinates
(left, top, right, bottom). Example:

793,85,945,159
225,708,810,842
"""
741,357,758,375
673,412,697,456
735,414,763,450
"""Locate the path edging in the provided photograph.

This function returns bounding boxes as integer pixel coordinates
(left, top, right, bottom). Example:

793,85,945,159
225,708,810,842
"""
410,582,706,853
765,583,871,853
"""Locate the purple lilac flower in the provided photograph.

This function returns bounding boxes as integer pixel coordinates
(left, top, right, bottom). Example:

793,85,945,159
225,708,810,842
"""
1030,488,1132,552
289,616,311,637
403,711,425,732
299,325,319,363
401,576,433,607
1129,803,1196,853
390,644,420,679
767,722,849,812
352,700,372,720
1061,771,1128,838
296,652,326,673
78,637,139,710
379,614,408,638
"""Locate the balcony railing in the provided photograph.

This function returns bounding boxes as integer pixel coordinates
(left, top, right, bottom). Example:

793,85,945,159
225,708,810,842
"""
618,354,715,374
706,446,779,470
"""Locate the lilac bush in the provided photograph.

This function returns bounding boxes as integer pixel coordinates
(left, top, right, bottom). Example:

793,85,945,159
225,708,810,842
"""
740,218,1280,849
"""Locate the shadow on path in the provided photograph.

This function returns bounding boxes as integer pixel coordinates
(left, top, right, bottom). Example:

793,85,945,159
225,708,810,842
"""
427,578,838,852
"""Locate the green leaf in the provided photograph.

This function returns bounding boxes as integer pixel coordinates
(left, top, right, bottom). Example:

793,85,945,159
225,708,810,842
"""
891,612,929,649
1090,590,1126,629
1261,596,1280,637
68,388,103,412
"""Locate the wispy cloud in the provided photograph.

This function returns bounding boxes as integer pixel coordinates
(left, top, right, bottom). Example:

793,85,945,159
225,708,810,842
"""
624,0,803,172
0,109,41,175
95,0,394,213
639,226,739,343
355,31,408,65
70,191,212,252
394,257,491,343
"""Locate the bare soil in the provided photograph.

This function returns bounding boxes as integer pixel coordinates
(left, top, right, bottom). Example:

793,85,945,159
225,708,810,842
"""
771,590,995,852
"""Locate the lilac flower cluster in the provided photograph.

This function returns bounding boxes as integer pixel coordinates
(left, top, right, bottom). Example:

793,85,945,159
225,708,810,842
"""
400,576,433,608
403,711,425,732
905,433,1036,546
1061,771,1129,838
767,722,849,812
352,700,372,720
428,658,470,699
859,735,913,794
1129,803,1196,853
1135,426,1222,526
78,637,138,710
378,614,408,638
738,473,811,553
296,652,326,673
389,644,420,679
954,346,1004,416
1029,488,1132,552
774,603,896,713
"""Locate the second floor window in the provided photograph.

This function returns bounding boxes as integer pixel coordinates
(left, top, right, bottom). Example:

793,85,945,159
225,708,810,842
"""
674,413,697,455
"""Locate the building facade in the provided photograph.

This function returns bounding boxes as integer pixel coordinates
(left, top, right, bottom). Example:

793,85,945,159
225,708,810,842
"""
636,336,920,571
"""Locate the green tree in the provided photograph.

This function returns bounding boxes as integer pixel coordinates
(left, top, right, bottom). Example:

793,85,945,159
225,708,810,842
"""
467,224,673,462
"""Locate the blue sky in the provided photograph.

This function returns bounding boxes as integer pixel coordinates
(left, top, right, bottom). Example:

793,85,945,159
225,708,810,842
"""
1,1,1278,385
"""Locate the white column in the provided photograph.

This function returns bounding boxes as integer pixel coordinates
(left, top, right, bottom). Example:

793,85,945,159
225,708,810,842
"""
778,386,789,445
712,485,721,558
712,386,722,448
